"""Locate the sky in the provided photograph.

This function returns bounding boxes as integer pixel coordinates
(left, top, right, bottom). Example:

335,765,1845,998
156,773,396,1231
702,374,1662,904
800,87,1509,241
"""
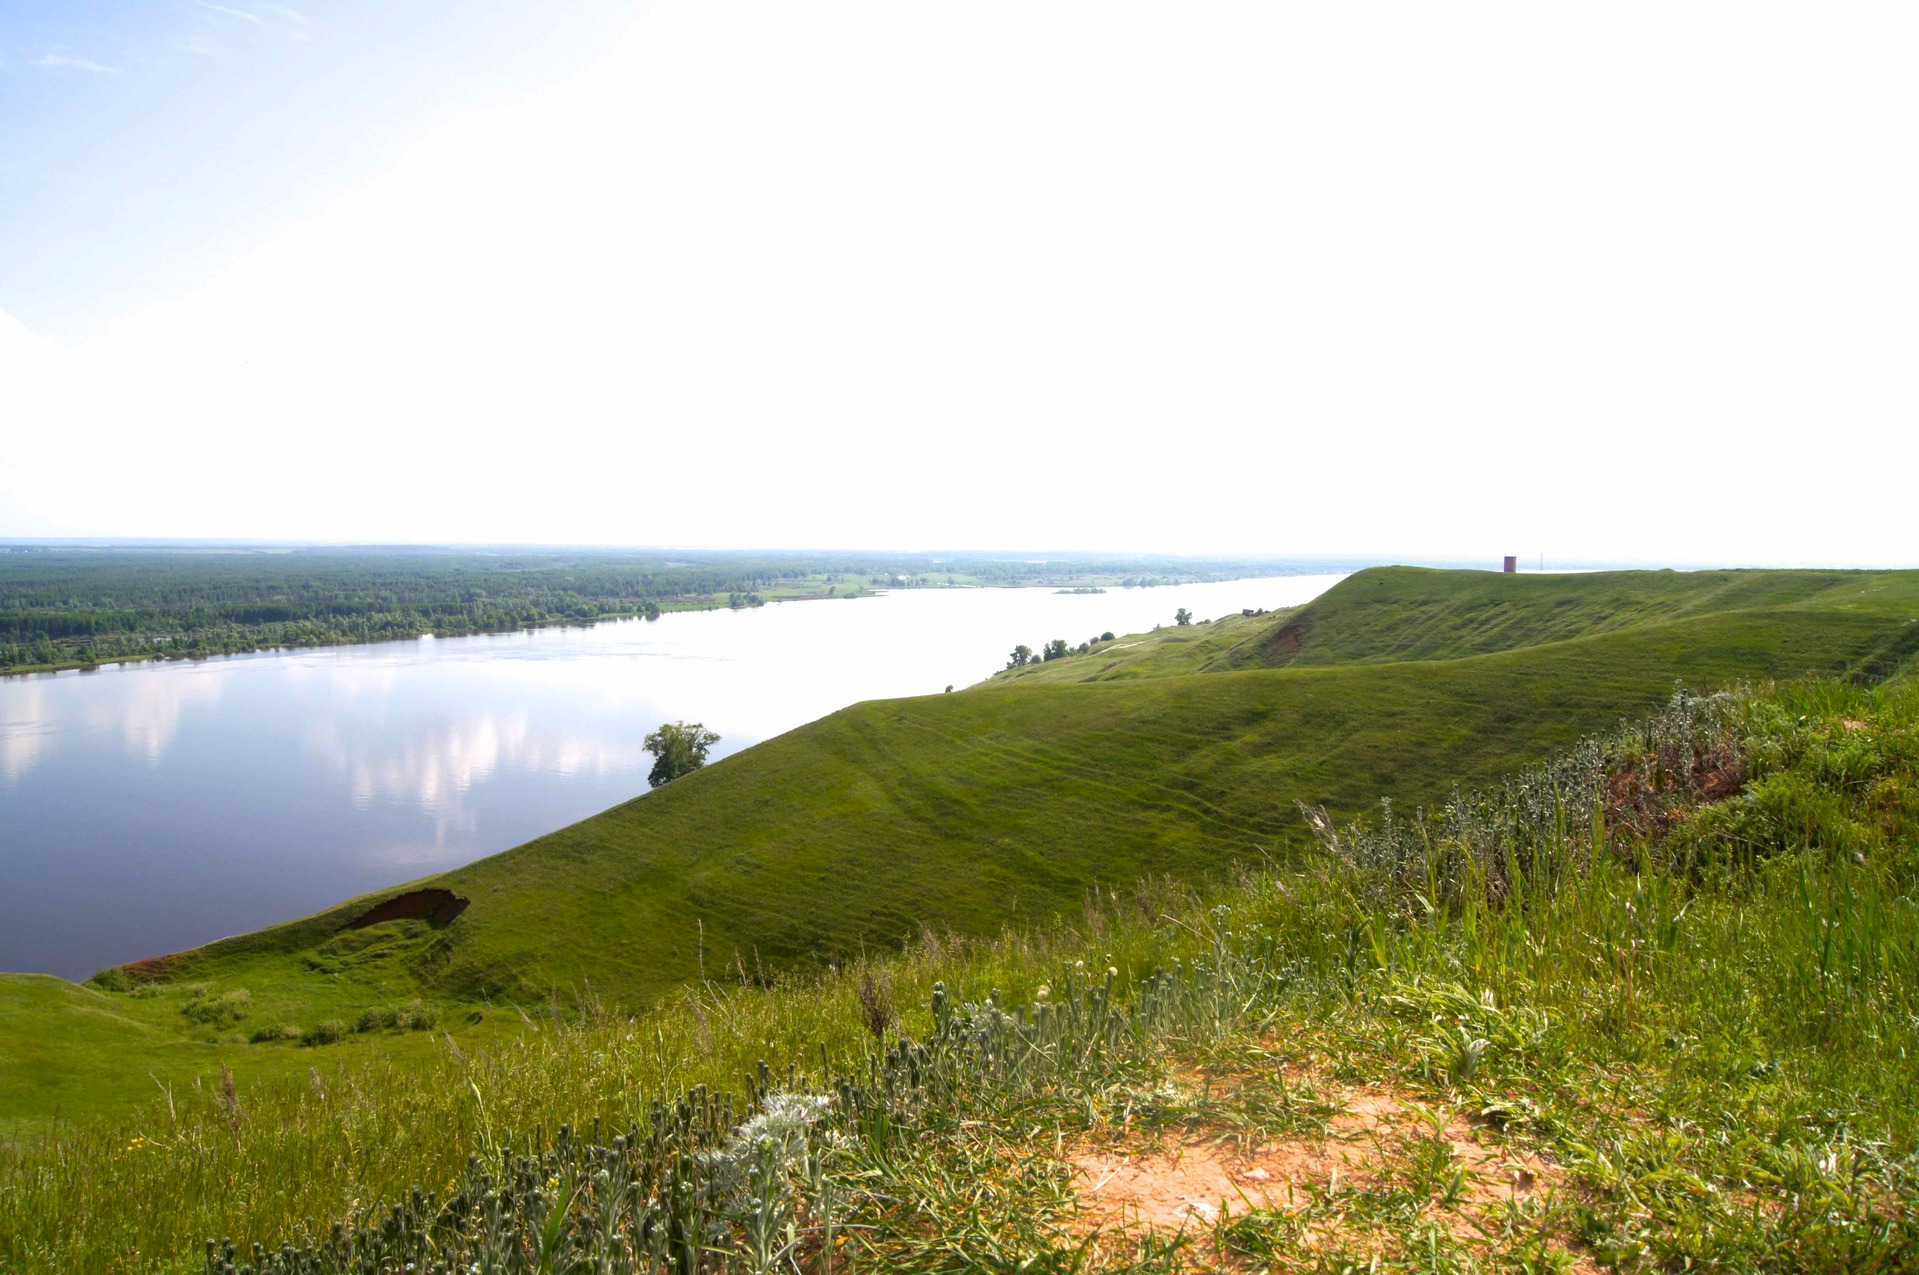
1,2,1914,565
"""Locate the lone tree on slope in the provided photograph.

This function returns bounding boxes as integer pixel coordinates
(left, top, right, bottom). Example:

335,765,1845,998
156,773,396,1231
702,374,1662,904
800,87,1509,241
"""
644,721,720,788
1174,607,1193,626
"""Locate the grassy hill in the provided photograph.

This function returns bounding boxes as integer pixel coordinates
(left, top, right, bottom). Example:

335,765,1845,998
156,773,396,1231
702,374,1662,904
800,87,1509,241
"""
1218,565,1919,673
7,672,1917,1273
6,566,1919,1128
997,566,1919,684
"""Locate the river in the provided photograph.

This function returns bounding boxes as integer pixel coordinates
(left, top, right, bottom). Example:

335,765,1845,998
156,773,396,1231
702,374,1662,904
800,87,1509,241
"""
0,574,1343,978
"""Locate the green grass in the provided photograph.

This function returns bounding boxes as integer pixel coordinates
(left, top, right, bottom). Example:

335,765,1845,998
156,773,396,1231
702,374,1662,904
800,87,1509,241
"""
0,969,522,1135
5,677,1916,1272
0,978,177,1119
5,567,1919,1132
1216,565,1919,672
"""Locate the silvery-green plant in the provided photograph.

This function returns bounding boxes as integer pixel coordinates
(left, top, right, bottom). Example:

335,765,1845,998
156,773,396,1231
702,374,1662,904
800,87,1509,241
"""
1301,686,1742,913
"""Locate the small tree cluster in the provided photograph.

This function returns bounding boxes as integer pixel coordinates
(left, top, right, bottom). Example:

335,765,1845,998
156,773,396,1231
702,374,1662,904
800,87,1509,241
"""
1005,631,1118,670
643,722,720,788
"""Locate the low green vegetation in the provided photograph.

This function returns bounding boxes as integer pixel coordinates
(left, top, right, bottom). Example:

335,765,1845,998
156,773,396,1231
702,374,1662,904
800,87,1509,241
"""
6,678,1916,1272
179,988,251,1029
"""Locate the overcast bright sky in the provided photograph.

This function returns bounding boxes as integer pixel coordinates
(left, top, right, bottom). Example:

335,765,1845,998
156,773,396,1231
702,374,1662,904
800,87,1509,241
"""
2,2,1914,564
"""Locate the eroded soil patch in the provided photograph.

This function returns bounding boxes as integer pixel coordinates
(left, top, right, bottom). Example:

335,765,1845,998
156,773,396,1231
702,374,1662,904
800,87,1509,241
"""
349,888,469,929
1068,1058,1584,1270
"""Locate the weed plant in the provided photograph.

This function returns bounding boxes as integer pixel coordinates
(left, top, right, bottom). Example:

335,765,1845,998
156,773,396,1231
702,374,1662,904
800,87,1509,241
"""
181,990,253,1030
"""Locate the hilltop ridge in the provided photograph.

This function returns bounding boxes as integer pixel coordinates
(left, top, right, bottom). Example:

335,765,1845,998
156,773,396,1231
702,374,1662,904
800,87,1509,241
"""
998,566,1919,684
1229,565,1919,672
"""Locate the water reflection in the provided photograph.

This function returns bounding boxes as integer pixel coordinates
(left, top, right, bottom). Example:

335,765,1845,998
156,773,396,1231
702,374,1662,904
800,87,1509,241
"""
0,575,1344,977
314,714,513,810
116,666,230,763
0,679,49,780
1,664,229,779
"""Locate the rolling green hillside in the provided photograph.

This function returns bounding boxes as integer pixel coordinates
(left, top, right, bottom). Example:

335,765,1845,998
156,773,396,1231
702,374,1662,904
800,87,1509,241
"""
999,567,1919,685
0,977,175,1117
1217,565,1919,673
311,611,1912,984
10,675,1919,1273
123,571,1919,1004
7,566,1919,1127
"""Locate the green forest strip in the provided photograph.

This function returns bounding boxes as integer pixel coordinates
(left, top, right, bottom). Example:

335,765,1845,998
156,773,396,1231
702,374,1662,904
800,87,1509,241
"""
0,546,1330,674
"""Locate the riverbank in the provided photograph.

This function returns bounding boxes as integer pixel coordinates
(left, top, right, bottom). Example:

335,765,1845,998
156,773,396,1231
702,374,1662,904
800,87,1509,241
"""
0,546,1337,677
0,582,868,677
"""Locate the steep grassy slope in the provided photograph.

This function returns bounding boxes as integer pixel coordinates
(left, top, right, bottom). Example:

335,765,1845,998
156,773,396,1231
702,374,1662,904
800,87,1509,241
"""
7,566,1918,1127
158,587,1916,1010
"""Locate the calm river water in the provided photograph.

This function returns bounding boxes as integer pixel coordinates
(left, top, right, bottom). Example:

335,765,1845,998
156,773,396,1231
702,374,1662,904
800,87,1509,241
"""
0,575,1343,979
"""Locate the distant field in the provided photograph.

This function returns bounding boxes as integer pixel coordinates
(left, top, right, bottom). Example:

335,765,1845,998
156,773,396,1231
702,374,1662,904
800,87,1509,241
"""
5,565,1915,1130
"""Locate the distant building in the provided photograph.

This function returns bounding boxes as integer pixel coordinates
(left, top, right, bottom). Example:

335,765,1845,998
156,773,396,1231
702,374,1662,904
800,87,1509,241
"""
1502,556,1518,574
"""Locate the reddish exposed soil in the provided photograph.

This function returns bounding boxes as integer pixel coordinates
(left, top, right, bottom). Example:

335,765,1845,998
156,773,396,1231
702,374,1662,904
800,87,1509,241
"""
1260,620,1307,664
1603,743,1745,838
119,954,179,982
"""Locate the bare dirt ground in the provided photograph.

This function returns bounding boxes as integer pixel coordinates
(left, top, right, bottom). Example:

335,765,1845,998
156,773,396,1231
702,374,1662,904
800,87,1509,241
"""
1062,1052,1594,1272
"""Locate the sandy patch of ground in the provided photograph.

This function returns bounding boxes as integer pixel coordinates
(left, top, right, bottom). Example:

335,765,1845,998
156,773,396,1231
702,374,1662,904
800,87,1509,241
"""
1065,1065,1593,1270
1073,1084,1551,1232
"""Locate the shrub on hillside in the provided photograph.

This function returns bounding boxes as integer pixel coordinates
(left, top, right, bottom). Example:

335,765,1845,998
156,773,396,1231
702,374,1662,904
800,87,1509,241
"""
300,1019,345,1047
181,988,251,1028
354,1000,439,1034
87,967,134,993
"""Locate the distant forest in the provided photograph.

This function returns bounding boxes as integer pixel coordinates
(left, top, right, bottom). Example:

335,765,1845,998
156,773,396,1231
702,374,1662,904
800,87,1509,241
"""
0,546,1339,674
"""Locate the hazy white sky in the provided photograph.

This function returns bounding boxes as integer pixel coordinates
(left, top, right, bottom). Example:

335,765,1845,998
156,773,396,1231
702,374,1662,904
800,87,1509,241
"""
2,2,1914,563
